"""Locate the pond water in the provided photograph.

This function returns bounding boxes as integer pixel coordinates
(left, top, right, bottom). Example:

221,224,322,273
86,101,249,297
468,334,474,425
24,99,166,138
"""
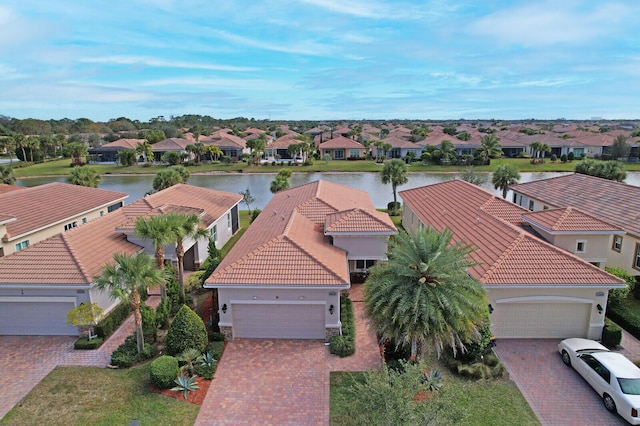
17,171,640,210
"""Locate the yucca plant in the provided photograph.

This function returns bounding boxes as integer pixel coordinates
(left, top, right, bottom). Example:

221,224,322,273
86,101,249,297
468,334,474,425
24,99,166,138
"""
171,372,199,400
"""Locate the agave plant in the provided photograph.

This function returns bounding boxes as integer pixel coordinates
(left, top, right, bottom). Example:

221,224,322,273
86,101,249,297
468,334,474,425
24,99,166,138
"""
200,352,217,368
171,372,199,400
422,369,444,392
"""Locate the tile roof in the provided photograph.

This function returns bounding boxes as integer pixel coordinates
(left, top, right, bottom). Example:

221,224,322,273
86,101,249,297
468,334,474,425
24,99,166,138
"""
151,138,191,151
207,180,383,287
93,138,144,150
0,184,242,285
522,207,623,233
202,131,247,149
399,179,623,286
324,208,396,234
0,184,26,195
318,136,365,149
379,136,424,149
0,183,128,241
511,173,640,238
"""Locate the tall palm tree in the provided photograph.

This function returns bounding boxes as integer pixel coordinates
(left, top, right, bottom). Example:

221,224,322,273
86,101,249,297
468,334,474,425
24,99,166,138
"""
529,141,542,161
135,214,177,270
492,164,520,198
136,140,153,163
208,145,223,162
94,252,165,354
66,166,101,188
167,212,209,302
380,159,408,210
478,134,502,164
364,227,487,360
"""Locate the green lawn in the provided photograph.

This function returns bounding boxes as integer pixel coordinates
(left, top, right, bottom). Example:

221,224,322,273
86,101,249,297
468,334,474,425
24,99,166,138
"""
0,363,199,426
220,210,251,258
330,360,539,426
13,157,640,178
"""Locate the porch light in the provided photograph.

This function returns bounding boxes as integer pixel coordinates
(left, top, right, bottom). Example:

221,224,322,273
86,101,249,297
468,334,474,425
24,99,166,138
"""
222,304,227,314
597,304,603,315
329,304,335,315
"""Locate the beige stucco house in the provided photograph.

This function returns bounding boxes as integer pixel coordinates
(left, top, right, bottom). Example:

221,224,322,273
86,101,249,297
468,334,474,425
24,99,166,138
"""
205,180,396,341
0,183,127,258
400,180,624,340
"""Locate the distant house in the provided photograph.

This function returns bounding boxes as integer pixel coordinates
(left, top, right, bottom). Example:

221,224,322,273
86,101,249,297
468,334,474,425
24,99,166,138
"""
151,138,191,162
511,173,640,276
88,138,145,163
205,180,396,340
400,180,623,340
318,136,366,160
373,136,423,159
0,183,127,258
0,184,242,336
201,130,247,161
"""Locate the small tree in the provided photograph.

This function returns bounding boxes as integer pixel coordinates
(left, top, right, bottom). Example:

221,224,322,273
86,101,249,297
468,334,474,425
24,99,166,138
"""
380,159,408,212
66,167,102,188
165,305,208,356
492,164,520,198
66,302,104,340
118,149,137,166
239,187,255,215
270,169,291,193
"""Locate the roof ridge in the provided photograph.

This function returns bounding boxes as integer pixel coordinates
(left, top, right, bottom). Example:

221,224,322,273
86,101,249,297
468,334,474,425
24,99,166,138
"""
481,233,525,282
211,236,284,279
60,233,93,283
283,233,346,284
554,207,574,230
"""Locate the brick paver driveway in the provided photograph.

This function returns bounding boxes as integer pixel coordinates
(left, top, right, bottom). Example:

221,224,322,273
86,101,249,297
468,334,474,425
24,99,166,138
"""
494,339,628,425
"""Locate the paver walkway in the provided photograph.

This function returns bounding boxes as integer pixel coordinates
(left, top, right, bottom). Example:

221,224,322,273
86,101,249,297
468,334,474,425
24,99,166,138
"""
196,284,382,425
0,295,160,420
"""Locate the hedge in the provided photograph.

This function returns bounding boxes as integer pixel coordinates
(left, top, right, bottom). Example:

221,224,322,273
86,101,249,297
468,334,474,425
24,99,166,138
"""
110,334,155,368
150,355,179,389
602,319,622,348
330,294,356,357
95,303,131,338
73,336,104,350
607,299,640,340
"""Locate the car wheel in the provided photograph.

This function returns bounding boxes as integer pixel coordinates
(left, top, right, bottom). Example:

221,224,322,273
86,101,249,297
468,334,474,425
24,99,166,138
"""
603,394,617,413
561,350,571,366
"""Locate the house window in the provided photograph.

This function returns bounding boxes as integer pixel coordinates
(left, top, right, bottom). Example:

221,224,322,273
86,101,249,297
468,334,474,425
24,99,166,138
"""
334,150,345,159
82,217,87,224
612,235,623,252
543,205,549,210
634,244,640,270
64,221,78,231
211,225,217,242
15,240,29,251
576,240,586,253
512,193,517,203
227,213,231,229
349,149,360,158
528,200,534,211
100,211,104,216
108,202,123,213
356,260,376,270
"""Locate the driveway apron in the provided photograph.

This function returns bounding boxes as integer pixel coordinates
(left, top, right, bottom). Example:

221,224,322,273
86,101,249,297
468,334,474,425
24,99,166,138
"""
494,339,628,425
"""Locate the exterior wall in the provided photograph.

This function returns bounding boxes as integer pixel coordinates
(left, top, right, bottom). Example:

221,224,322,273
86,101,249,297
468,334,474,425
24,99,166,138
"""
331,235,389,260
487,286,610,340
535,230,612,267
217,287,343,340
89,287,120,315
2,202,123,257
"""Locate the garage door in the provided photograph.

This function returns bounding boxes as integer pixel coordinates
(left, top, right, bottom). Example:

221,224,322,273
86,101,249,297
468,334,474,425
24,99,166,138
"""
491,302,590,338
0,299,77,336
232,303,326,339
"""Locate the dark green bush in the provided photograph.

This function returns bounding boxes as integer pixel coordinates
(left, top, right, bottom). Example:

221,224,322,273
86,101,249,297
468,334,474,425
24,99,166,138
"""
330,294,356,357
140,304,157,342
250,209,261,223
155,297,171,328
206,341,225,360
607,300,640,340
194,363,215,380
165,305,208,356
165,264,182,311
110,334,155,368
387,202,401,212
150,355,179,389
95,303,131,338
209,331,226,342
602,319,623,348
73,337,104,350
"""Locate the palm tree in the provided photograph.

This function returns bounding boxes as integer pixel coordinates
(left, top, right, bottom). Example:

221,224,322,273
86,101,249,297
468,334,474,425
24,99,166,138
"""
208,145,223,162
167,213,209,302
0,137,16,164
66,167,101,188
492,164,520,198
478,134,502,164
135,214,176,270
136,140,153,163
13,134,26,163
94,252,165,354
0,165,15,185
364,227,487,360
434,140,457,164
380,159,408,210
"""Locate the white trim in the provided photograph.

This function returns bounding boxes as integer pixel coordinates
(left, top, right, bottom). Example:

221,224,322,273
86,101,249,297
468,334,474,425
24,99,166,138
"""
230,299,326,306
484,283,624,289
206,284,350,290
493,295,594,304
0,284,91,290
0,296,77,303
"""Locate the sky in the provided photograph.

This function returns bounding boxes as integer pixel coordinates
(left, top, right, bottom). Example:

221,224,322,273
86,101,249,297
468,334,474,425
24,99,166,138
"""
1,0,639,122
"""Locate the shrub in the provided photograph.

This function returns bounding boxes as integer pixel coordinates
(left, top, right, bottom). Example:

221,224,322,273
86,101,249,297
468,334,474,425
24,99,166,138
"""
251,209,261,223
602,319,622,348
155,297,171,328
185,270,205,293
165,305,208,356
140,304,157,342
443,351,505,379
330,294,356,357
387,201,401,212
110,334,155,368
567,152,575,161
206,341,225,360
73,336,104,350
194,363,215,380
607,302,640,340
209,331,226,342
605,267,635,304
150,355,179,389
95,303,131,338
329,335,355,357
550,154,557,162
560,154,568,162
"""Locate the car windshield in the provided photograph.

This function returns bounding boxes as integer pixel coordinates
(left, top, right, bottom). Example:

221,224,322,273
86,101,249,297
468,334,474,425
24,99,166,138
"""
576,349,608,354
618,378,640,395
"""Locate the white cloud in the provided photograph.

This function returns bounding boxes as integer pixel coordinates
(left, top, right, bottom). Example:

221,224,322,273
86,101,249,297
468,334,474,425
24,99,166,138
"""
79,56,258,72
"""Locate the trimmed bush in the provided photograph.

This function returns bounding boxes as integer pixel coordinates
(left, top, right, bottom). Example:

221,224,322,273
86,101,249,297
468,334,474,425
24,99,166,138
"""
165,305,208,356
110,334,155,368
73,336,104,350
95,303,131,338
209,331,226,342
206,341,225,360
330,294,356,357
605,267,635,305
602,319,623,348
194,363,215,380
607,302,640,340
150,355,179,389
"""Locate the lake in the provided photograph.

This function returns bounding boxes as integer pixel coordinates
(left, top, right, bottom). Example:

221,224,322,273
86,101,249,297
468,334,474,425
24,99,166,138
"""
17,171,640,210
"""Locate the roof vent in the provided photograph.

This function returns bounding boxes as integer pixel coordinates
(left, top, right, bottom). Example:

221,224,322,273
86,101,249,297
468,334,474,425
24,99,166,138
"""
273,210,277,215
477,218,482,224
281,215,285,221
442,210,447,215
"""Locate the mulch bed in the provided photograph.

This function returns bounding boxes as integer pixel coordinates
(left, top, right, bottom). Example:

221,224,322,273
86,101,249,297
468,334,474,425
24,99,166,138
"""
150,378,212,405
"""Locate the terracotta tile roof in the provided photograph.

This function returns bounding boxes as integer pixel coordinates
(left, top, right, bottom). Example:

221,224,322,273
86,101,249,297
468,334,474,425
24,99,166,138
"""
0,183,128,241
207,180,379,287
202,131,247,149
151,138,191,151
115,204,206,232
95,138,144,150
324,208,396,234
0,184,26,195
399,180,623,287
380,136,424,149
511,173,640,238
522,207,623,233
0,184,242,285
318,136,365,149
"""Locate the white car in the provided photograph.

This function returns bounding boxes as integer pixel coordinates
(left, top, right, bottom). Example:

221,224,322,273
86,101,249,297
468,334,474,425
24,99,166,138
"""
559,338,640,424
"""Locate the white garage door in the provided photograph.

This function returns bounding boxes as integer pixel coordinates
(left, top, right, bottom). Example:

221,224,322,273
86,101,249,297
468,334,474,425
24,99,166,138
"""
0,300,77,336
491,302,590,338
232,303,326,339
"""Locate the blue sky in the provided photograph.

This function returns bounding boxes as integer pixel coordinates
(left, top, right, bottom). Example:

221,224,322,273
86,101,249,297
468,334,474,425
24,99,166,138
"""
1,0,639,122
